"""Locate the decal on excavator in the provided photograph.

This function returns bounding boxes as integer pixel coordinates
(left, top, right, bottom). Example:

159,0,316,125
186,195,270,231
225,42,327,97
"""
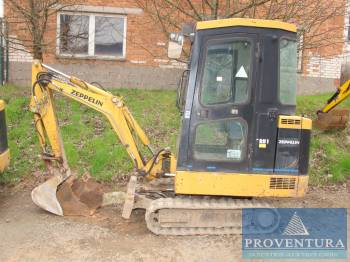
71,90,103,107
278,139,300,145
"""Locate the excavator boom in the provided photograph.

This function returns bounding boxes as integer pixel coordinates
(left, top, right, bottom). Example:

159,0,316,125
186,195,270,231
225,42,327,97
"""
30,60,175,215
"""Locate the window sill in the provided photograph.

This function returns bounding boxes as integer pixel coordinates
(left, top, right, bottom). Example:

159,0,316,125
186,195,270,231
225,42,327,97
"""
56,54,126,62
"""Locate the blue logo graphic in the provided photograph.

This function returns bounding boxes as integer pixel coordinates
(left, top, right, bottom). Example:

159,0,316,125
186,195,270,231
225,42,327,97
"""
242,208,347,259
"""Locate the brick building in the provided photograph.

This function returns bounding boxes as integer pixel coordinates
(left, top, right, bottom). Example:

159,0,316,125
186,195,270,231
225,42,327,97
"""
3,0,350,94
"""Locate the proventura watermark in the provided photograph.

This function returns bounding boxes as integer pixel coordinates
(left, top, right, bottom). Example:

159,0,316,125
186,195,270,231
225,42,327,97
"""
242,208,347,259
244,238,345,249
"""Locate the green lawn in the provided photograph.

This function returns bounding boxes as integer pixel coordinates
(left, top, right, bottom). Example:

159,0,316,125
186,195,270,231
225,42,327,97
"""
0,85,349,185
297,93,350,184
0,85,180,183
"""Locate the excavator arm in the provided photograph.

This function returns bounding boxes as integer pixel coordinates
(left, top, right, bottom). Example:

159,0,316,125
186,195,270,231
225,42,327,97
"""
29,60,176,215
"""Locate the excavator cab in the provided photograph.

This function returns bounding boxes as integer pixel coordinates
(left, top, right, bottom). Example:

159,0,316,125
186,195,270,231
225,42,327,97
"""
174,19,311,197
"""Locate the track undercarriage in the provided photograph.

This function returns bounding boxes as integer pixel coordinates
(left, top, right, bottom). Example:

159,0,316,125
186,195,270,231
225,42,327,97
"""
123,176,280,236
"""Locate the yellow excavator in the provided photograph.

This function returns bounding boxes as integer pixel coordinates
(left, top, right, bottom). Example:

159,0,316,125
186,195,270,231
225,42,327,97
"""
30,18,312,235
0,99,10,173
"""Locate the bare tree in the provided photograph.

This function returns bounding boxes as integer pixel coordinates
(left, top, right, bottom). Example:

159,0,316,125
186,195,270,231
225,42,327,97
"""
4,0,79,59
135,0,346,55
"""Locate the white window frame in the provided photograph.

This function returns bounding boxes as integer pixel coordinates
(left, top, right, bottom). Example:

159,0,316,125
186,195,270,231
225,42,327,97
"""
56,12,127,60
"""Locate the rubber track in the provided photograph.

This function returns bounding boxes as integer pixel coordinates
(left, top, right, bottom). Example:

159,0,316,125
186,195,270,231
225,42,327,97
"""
145,197,272,236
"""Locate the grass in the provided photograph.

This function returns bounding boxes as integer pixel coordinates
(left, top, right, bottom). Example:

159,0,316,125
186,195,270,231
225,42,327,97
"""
1,85,350,185
0,85,180,183
297,93,350,184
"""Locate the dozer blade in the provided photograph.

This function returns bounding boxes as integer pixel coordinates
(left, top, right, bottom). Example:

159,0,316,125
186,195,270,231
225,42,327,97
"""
31,174,104,216
315,109,349,131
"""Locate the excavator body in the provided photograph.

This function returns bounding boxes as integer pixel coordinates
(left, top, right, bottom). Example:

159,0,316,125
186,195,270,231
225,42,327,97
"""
175,19,310,198
29,18,312,235
0,100,10,174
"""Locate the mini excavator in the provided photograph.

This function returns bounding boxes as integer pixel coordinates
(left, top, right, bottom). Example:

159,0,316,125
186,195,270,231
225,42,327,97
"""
30,18,312,235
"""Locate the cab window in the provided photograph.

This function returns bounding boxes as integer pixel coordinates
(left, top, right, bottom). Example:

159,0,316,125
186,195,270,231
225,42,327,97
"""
279,39,297,105
201,40,251,106
194,118,247,162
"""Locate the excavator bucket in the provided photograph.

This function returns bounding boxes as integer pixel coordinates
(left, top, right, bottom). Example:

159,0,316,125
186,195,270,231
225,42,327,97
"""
31,174,104,216
56,176,104,216
315,109,349,131
31,175,65,215
315,63,350,131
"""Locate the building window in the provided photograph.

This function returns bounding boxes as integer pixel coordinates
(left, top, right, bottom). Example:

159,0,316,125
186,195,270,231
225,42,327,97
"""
59,15,89,55
348,16,350,41
58,13,126,59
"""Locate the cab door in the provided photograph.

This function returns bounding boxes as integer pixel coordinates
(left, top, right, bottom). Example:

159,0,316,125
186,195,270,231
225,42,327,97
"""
187,33,258,173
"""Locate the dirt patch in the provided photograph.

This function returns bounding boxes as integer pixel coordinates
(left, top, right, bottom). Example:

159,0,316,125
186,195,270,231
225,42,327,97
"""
0,179,349,262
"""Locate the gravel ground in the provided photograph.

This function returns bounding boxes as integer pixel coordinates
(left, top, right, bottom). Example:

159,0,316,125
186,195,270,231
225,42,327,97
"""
0,180,349,262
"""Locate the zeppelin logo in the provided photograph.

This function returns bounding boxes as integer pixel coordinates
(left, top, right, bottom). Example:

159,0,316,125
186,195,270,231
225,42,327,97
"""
278,139,300,145
71,90,103,106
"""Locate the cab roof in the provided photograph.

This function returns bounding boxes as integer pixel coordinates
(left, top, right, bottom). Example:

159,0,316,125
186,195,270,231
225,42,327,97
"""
196,18,296,33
